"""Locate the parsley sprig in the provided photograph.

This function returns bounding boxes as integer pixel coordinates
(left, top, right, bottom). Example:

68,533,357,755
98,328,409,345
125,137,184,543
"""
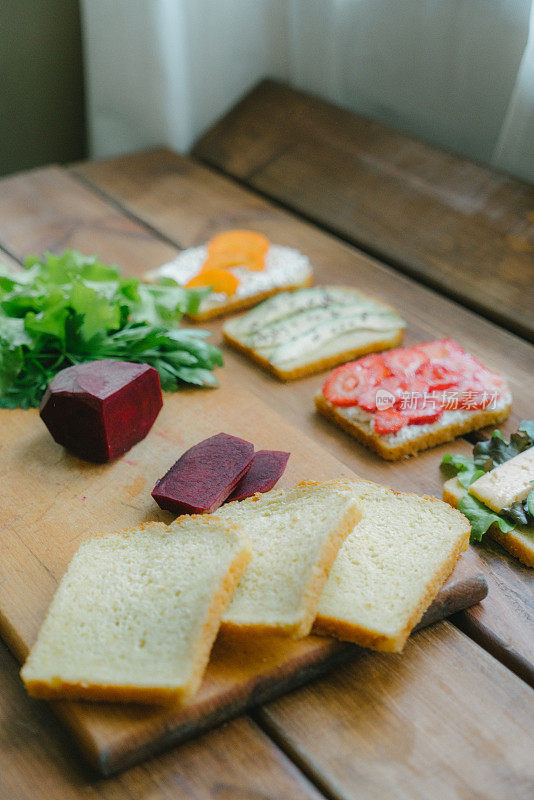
0,250,223,408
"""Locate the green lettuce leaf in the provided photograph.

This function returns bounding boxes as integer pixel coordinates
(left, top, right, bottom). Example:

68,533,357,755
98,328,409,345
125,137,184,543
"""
442,420,534,541
441,453,484,488
474,425,534,470
458,493,515,543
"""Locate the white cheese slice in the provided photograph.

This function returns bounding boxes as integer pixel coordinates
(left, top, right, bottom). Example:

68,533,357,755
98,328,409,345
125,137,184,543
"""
469,446,534,512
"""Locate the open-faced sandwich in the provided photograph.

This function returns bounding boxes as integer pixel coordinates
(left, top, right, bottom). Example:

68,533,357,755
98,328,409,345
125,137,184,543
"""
145,230,312,321
442,421,534,566
316,338,512,460
223,286,406,380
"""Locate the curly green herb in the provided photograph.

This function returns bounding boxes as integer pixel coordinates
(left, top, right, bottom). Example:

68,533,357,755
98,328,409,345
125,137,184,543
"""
0,250,223,408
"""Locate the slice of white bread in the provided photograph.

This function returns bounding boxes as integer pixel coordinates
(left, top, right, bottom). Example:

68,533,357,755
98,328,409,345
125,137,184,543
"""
21,519,252,705
313,479,471,651
443,476,534,567
207,481,361,638
316,394,512,461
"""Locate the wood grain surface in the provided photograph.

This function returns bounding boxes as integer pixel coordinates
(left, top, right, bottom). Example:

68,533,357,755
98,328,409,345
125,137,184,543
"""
257,623,534,800
193,80,534,342
68,149,534,682
0,386,483,774
0,639,324,800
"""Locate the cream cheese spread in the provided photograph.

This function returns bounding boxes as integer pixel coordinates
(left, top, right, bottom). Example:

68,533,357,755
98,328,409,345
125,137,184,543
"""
146,245,312,312
338,392,512,444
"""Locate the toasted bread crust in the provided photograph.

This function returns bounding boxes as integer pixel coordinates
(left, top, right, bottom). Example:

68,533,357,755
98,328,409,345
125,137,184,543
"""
22,678,190,705
315,394,511,460
223,328,404,381
186,277,313,321
443,481,534,568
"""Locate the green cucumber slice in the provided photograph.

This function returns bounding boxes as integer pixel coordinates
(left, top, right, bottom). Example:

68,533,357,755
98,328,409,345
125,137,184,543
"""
270,312,402,366
231,286,376,335
248,304,403,350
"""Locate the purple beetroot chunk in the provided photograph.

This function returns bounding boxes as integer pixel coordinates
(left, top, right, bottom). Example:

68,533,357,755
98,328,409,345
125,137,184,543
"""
39,360,163,462
152,433,254,514
227,449,290,502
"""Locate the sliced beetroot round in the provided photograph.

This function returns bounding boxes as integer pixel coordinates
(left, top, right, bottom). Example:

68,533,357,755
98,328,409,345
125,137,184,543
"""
227,449,290,502
39,360,163,462
152,433,255,515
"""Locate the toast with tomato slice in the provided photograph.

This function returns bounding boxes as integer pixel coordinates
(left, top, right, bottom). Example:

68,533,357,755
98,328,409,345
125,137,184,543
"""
315,340,512,460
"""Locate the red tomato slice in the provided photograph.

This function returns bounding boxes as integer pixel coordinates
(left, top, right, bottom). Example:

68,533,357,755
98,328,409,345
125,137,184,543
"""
416,338,465,360
417,362,461,391
374,408,408,434
322,363,362,406
403,402,443,425
384,346,429,377
323,354,390,408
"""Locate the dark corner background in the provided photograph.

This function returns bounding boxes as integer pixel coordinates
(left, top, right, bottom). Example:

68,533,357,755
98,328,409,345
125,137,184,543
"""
0,0,86,177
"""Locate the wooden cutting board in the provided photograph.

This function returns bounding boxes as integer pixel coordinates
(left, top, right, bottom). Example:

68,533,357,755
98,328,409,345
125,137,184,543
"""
0,383,487,775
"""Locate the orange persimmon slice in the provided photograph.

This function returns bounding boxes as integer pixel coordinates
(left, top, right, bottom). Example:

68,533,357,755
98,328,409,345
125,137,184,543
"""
208,230,269,255
202,251,266,272
204,229,269,271
186,267,240,295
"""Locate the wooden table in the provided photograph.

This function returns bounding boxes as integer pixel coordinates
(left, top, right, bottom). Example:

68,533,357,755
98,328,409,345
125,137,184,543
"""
195,80,534,343
1,86,533,798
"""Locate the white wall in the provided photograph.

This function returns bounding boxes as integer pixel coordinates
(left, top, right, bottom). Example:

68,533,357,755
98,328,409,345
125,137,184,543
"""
80,0,534,182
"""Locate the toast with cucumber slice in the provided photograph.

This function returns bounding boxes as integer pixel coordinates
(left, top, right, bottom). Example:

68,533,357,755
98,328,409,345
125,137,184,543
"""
223,286,406,380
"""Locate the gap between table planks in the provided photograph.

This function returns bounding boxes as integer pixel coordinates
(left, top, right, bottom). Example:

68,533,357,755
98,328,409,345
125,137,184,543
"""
0,160,532,795
193,79,534,343
71,150,534,681
0,157,532,684
254,623,534,800
0,385,485,775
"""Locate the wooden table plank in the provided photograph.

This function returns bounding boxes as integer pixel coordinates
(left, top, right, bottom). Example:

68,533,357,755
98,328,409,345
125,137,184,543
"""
0,165,176,274
256,623,534,800
1,156,532,686
0,639,324,800
193,80,534,342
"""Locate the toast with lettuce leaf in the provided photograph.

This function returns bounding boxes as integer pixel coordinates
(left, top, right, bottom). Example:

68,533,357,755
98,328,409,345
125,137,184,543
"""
441,420,534,567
